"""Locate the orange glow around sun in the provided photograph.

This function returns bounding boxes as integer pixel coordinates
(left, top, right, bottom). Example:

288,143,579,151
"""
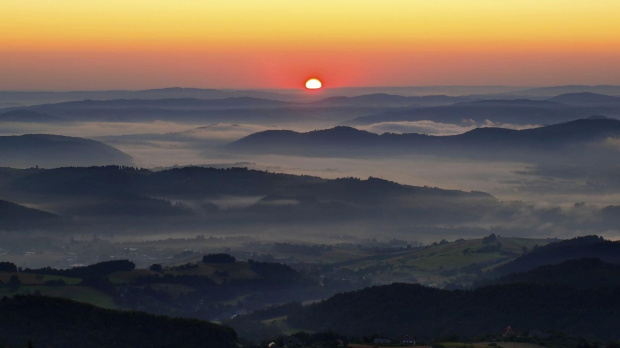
2,1,620,89
305,78,322,89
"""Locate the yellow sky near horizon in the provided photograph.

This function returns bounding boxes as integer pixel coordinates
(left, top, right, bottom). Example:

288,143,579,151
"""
2,0,620,89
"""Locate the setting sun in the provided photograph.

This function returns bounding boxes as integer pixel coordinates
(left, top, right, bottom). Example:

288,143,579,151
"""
305,78,322,89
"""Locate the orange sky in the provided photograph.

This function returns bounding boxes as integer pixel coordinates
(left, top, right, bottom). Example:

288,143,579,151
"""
2,0,620,90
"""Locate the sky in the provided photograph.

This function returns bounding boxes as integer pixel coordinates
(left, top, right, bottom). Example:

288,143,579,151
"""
2,0,620,90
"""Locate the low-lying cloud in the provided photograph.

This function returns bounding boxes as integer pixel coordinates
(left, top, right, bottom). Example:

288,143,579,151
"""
357,120,541,136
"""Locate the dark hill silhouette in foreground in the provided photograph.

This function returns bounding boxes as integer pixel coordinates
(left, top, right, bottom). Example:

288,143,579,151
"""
0,295,238,348
0,134,133,168
288,282,620,340
227,118,620,162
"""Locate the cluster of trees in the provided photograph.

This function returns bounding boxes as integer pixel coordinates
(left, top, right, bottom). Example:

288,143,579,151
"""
490,235,620,277
22,260,135,278
203,253,237,263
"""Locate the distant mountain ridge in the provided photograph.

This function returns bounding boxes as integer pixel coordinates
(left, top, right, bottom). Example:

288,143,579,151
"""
344,93,620,126
0,87,297,106
547,92,620,104
21,96,290,111
506,85,620,98
313,93,475,106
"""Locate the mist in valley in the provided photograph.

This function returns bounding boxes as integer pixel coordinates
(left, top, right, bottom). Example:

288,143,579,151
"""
1,87,620,273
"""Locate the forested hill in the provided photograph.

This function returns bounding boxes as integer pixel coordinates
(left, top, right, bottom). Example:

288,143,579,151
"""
0,295,238,348
5,166,488,200
227,118,620,161
486,258,620,289
0,134,133,168
288,282,620,340
490,235,620,277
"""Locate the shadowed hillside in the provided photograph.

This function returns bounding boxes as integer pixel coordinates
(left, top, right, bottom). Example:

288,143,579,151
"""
0,199,59,229
0,295,238,348
487,258,620,289
490,236,620,277
288,282,620,340
0,134,133,168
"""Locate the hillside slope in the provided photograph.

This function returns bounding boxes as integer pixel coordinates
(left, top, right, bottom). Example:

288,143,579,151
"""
0,134,133,168
0,295,238,348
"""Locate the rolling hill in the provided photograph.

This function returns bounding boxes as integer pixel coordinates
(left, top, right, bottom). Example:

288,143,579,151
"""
0,134,133,168
547,92,620,105
0,166,496,227
312,93,475,107
0,199,59,228
487,258,620,289
490,235,620,277
0,295,238,348
287,282,620,340
227,117,620,161
343,97,618,126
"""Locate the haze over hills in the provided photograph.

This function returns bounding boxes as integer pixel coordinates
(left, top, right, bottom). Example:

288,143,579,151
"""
500,85,620,98
4,0,620,342
547,92,620,105
0,96,384,125
2,90,620,129
0,166,499,232
0,199,59,229
3,85,619,106
0,134,133,168
344,94,620,126
0,87,296,107
3,166,620,246
0,86,533,107
311,93,477,107
0,109,66,123
227,117,620,163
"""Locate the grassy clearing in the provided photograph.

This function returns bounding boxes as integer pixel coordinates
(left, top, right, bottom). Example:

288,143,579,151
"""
327,237,554,286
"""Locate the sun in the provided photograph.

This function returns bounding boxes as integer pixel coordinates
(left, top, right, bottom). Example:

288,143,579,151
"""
305,78,322,90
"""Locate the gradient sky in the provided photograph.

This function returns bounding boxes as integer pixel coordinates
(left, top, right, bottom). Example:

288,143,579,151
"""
2,0,620,90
